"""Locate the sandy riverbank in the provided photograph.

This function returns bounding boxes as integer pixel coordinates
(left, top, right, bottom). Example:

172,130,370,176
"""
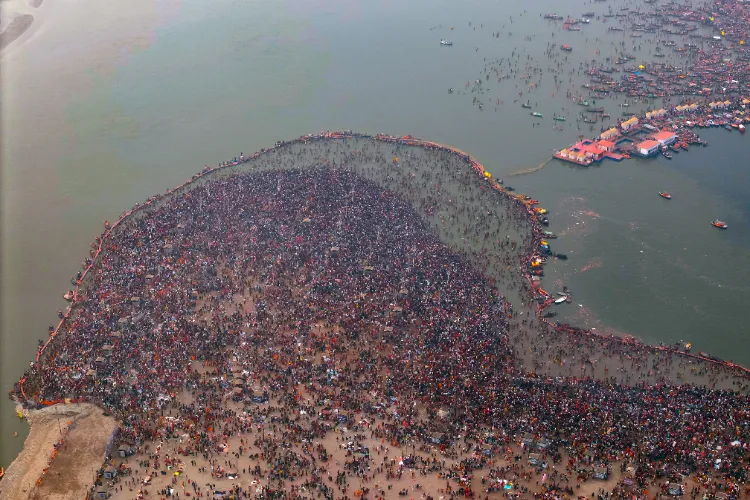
0,403,117,500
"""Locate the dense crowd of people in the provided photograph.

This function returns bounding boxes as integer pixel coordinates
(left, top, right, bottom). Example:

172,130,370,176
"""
9,134,750,499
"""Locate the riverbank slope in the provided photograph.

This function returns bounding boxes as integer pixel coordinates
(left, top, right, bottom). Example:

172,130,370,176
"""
0,403,116,500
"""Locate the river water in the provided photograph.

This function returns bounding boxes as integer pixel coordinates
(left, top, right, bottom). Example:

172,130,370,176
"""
1,0,748,466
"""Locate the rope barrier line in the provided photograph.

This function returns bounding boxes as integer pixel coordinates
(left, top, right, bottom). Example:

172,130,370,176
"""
16,131,749,406
506,158,553,177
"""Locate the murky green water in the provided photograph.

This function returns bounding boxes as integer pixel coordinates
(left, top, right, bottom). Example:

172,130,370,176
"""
2,0,748,466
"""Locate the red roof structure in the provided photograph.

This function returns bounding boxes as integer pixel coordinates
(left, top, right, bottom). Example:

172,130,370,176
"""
652,131,677,142
636,139,660,150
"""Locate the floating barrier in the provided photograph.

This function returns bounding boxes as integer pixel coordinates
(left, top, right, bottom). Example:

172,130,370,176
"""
506,158,553,177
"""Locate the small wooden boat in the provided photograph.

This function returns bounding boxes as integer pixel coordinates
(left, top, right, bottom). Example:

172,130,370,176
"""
712,219,728,229
554,296,568,304
531,111,543,117
659,192,671,199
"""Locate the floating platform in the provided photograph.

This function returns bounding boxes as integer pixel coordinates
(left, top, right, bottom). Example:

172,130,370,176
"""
554,138,625,166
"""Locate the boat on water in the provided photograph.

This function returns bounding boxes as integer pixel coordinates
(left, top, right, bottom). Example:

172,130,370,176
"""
554,115,566,121
555,253,568,260
561,44,572,51
554,296,568,304
582,12,595,17
712,219,728,229
530,111,543,117
543,231,557,238
63,290,74,301
740,124,746,133
543,311,557,318
661,149,672,159
522,100,532,108
659,191,671,199
440,39,453,46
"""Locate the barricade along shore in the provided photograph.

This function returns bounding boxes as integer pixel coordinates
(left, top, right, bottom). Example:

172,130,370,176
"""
4,132,750,500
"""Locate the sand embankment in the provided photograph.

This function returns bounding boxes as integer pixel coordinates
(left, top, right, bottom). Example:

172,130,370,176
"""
0,13,34,51
0,403,117,500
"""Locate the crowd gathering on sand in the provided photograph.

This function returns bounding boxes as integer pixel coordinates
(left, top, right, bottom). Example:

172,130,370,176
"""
4,0,750,499
8,133,750,500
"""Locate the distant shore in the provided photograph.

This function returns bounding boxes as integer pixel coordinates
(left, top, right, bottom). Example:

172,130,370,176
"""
0,14,34,51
